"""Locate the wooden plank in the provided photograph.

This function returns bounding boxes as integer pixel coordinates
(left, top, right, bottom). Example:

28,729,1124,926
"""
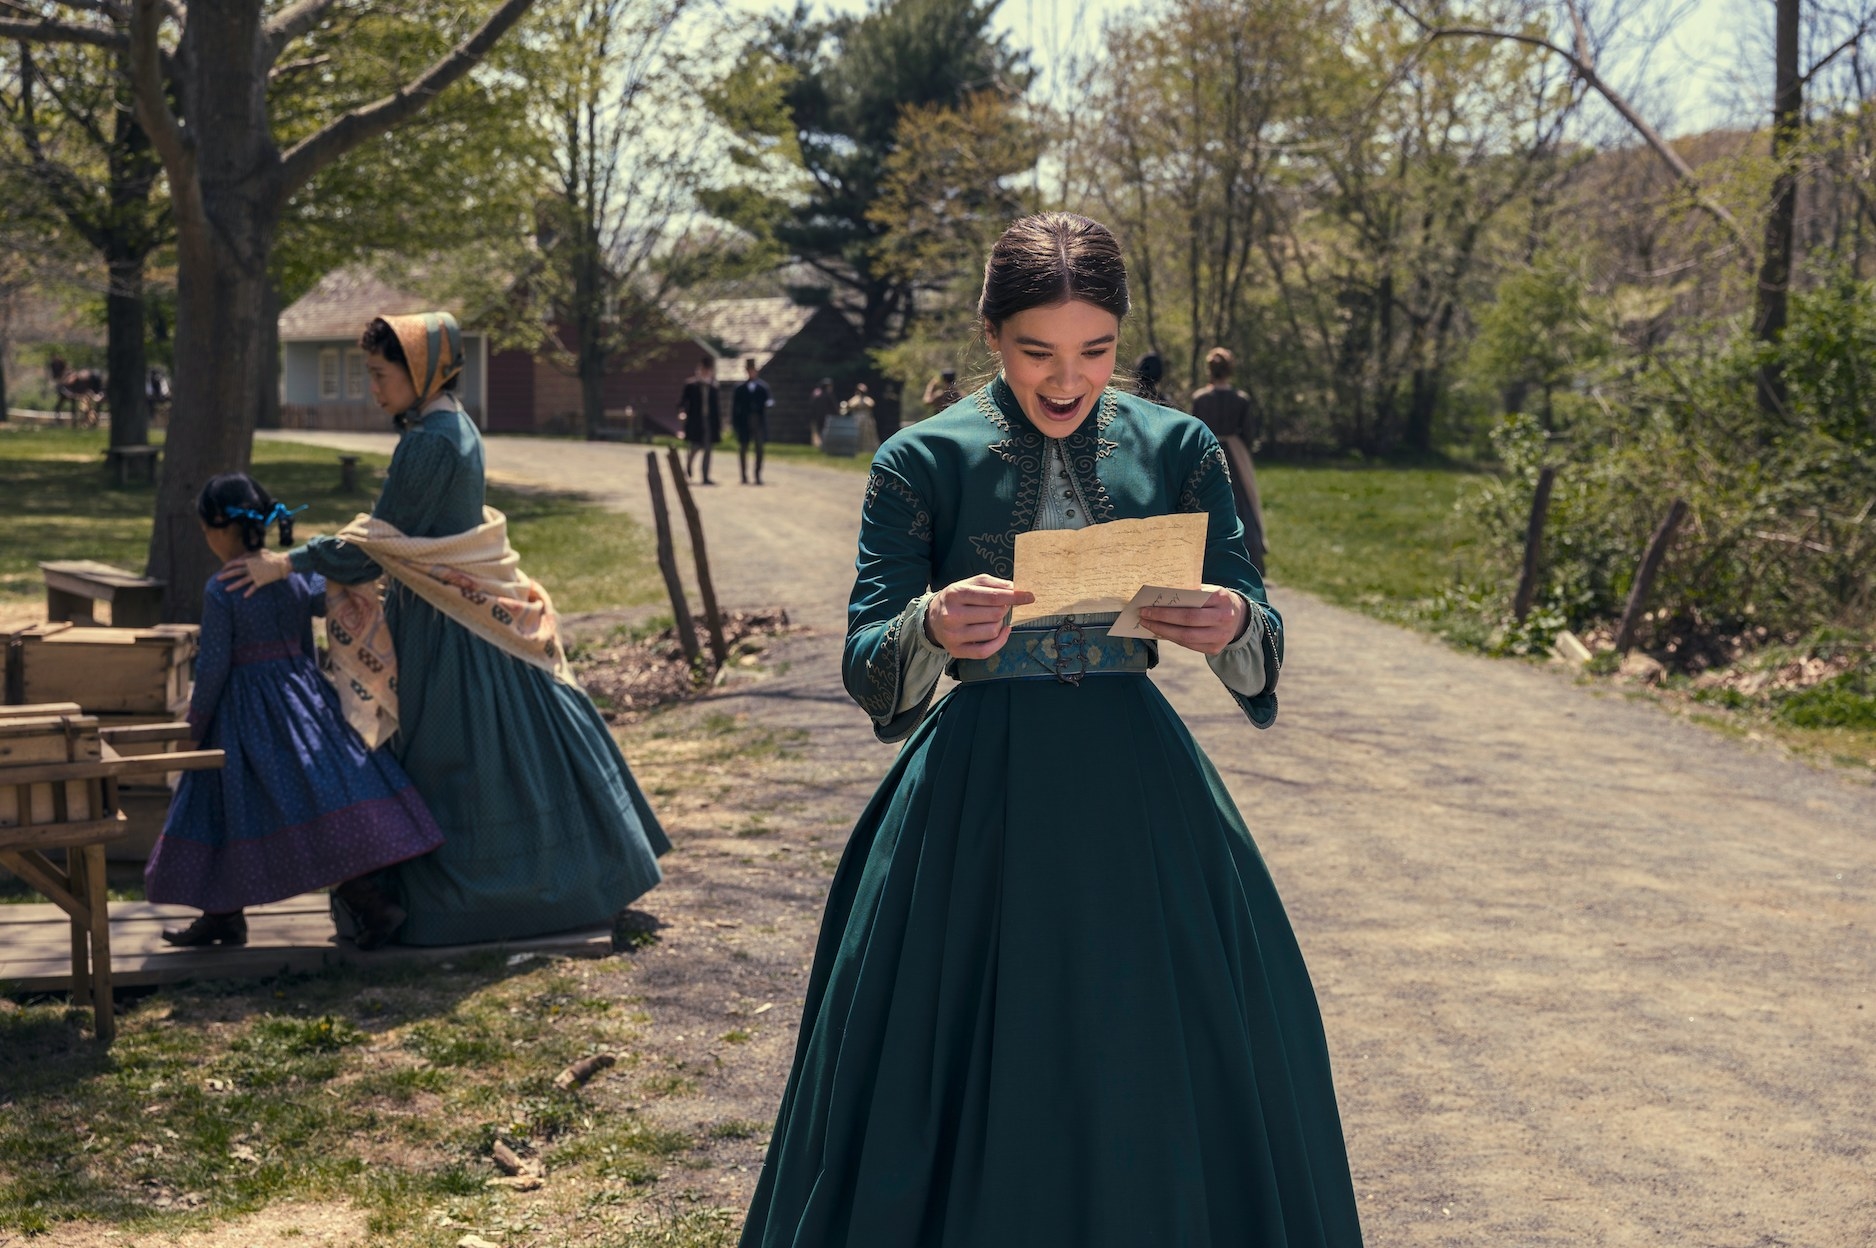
0,750,217,786
114,750,222,778
83,842,114,1043
0,896,618,992
0,702,84,718
40,560,163,594
97,722,193,747
0,815,128,850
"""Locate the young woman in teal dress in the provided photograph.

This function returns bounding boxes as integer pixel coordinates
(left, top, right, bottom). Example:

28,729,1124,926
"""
221,312,668,946
740,214,1363,1247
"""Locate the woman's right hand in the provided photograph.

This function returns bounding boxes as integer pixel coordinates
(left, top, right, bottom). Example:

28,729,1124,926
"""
925,575,1034,659
216,549,292,598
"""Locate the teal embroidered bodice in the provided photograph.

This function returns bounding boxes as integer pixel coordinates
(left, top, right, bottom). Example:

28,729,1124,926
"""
844,377,1284,741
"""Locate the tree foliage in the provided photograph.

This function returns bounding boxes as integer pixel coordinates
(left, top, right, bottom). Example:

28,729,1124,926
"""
701,0,1031,363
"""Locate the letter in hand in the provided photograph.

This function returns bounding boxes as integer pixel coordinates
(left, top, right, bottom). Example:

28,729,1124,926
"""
1136,586,1246,657
925,574,1036,660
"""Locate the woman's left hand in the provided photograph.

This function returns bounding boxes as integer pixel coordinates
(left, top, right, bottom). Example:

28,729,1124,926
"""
217,549,292,598
1138,586,1245,656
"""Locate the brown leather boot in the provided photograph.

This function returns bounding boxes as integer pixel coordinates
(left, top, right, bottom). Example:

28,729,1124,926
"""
332,877,406,951
161,910,248,947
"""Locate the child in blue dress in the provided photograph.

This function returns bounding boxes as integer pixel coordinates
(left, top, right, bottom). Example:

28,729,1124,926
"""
144,473,444,949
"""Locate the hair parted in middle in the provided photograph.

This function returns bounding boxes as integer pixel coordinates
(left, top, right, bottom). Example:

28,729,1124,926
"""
979,212,1130,329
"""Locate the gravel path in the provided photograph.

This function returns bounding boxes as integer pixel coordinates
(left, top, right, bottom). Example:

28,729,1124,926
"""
266,429,1876,1246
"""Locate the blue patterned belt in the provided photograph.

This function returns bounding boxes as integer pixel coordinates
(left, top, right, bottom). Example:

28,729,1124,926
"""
952,619,1153,687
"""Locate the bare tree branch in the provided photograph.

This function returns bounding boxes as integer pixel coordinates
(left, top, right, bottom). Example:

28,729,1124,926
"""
1800,16,1874,86
275,0,537,204
263,0,342,62
0,13,125,51
126,0,197,224
1386,0,1747,245
269,53,331,81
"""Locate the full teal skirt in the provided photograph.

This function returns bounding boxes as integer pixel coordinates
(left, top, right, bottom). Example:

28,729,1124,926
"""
382,592,669,945
741,674,1362,1247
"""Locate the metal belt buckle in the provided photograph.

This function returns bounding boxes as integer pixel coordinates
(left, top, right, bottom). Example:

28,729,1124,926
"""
1046,618,1087,686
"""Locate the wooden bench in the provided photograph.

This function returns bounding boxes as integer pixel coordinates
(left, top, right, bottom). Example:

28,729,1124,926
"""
40,561,167,628
102,444,161,486
0,706,221,1044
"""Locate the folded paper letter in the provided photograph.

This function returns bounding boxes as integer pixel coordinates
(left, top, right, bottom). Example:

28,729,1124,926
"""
1011,513,1207,625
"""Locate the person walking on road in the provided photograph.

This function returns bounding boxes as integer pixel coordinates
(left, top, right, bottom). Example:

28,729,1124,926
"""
1190,347,1268,571
678,356,720,484
732,357,773,485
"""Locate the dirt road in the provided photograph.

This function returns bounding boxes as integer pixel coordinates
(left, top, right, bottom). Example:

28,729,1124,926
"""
267,430,1876,1246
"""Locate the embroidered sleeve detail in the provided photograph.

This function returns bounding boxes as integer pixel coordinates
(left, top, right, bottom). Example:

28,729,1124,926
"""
1179,444,1230,513
866,468,934,543
857,609,906,721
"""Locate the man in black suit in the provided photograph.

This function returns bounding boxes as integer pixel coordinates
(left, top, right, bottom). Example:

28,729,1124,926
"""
731,357,773,485
677,355,720,484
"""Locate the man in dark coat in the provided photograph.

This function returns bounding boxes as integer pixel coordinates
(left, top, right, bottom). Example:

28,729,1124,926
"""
677,355,720,484
731,357,773,485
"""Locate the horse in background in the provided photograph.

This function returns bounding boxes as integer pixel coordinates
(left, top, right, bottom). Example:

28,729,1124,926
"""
48,356,106,428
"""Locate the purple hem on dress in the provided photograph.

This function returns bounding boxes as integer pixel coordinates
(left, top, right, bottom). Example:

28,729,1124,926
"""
144,787,443,913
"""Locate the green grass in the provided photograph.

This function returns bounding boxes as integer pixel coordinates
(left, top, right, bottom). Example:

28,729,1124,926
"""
0,426,660,616
0,960,713,1241
1255,456,1484,612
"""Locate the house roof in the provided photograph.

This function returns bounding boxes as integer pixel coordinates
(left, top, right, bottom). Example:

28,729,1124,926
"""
686,297,827,384
279,268,455,342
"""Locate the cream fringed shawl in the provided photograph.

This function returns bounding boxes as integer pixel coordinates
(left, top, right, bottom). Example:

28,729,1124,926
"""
322,507,575,745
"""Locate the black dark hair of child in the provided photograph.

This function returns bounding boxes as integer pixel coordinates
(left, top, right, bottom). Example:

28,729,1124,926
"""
197,473,295,550
358,318,459,392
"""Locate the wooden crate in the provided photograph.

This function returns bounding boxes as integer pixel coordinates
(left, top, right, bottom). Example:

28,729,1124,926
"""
6,623,197,715
0,709,109,833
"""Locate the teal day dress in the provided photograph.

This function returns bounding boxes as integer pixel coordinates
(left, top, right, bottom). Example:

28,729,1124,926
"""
741,379,1362,1247
290,402,669,944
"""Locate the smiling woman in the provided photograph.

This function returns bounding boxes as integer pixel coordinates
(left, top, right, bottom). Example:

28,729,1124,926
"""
739,214,1363,1248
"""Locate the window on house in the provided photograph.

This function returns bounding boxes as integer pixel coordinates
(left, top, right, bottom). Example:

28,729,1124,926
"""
344,349,367,400
318,348,340,401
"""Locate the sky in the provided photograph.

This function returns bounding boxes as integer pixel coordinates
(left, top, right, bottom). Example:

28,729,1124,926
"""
720,0,1780,140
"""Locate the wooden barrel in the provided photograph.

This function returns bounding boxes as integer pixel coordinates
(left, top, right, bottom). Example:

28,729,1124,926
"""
821,412,860,457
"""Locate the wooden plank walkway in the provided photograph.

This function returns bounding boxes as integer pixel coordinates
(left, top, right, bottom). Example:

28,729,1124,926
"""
0,894,615,992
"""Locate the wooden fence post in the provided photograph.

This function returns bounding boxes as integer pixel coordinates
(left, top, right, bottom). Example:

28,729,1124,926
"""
1613,498,1690,654
666,447,728,668
1512,465,1557,623
645,452,702,670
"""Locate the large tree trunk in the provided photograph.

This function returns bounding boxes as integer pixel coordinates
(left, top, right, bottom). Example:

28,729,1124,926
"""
256,278,282,430
1753,0,1802,415
144,0,280,622
104,252,149,449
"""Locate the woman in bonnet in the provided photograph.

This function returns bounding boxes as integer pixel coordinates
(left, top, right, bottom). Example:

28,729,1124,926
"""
222,311,669,945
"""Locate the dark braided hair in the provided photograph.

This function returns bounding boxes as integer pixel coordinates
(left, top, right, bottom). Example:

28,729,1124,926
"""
197,473,295,550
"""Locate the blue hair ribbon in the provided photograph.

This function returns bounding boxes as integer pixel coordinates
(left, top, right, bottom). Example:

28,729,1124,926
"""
228,503,307,528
